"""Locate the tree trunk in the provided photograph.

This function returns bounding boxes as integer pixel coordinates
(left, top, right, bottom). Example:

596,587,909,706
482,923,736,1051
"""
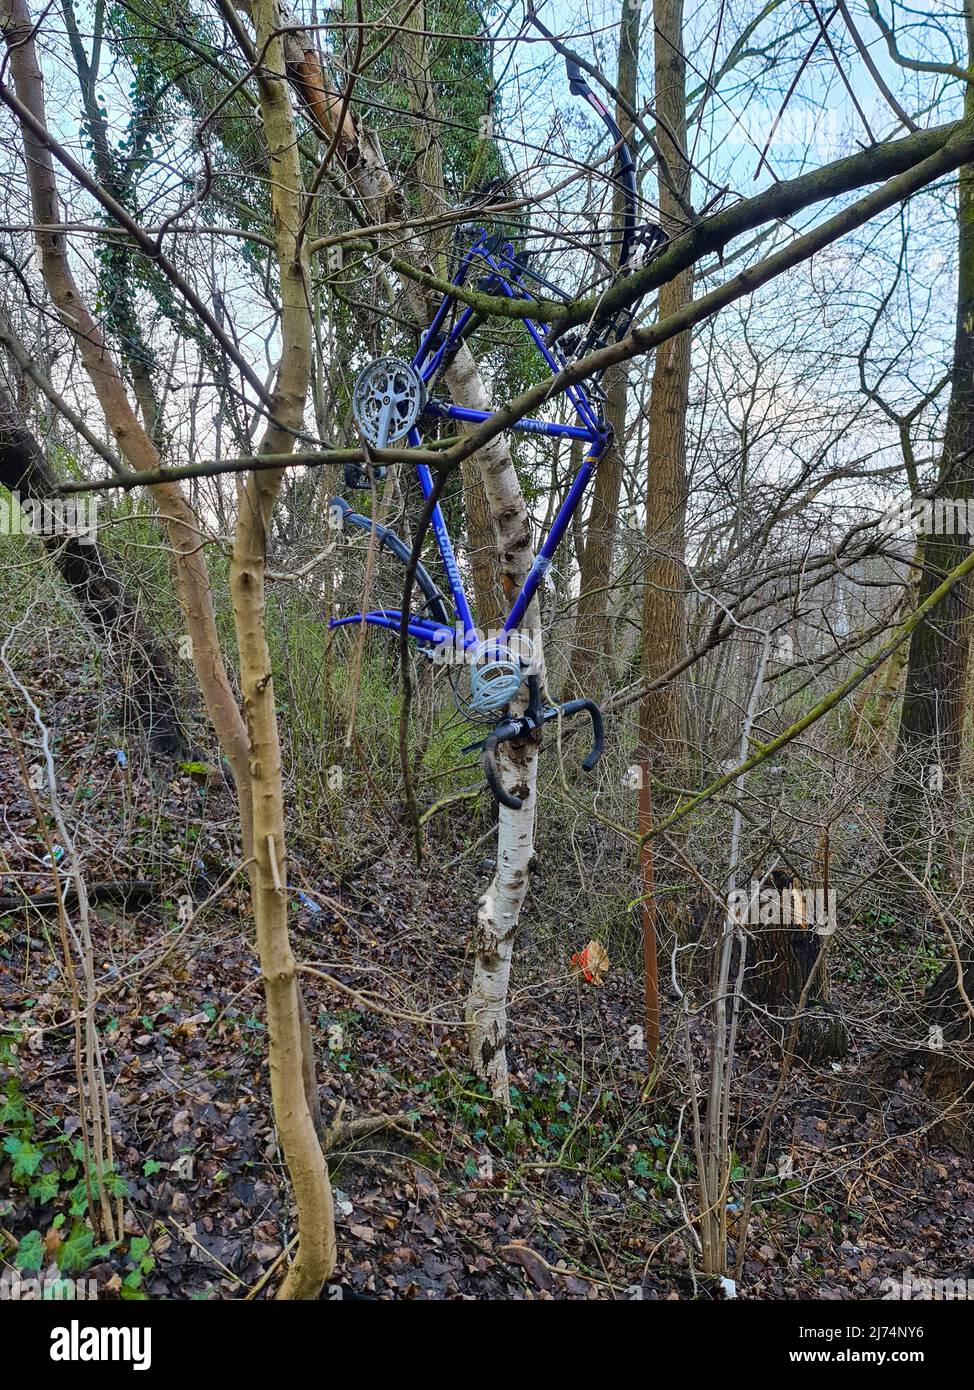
3,0,336,1298
568,1,640,693
400,0,447,273
893,63,974,848
0,391,191,758
230,0,335,1298
847,946,974,1154
460,455,504,631
916,949,974,1154
59,0,163,439
640,0,692,790
0,0,252,813
443,347,542,1103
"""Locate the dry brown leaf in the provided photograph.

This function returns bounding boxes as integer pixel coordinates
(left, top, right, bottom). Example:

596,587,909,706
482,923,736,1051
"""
581,940,610,984
43,1226,64,1256
500,1242,554,1291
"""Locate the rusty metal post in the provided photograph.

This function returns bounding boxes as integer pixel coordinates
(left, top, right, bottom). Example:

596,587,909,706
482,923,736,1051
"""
638,752,660,1068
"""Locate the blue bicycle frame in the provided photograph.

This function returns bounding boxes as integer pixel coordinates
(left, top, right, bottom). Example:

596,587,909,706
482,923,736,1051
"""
326,30,657,807
329,230,611,657
328,28,660,670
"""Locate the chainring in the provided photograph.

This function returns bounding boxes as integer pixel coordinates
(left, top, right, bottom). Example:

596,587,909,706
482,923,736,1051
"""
352,356,426,447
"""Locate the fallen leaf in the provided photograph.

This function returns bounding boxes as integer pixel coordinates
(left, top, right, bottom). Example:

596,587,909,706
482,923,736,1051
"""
500,1243,553,1291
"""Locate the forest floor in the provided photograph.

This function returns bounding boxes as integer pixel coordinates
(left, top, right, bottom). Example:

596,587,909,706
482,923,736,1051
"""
1,628,973,1300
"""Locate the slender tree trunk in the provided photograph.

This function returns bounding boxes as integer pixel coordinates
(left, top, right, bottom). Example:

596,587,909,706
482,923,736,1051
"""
568,366,627,693
228,0,335,1297
460,455,504,630
640,0,692,789
59,0,163,438
847,579,917,753
444,347,542,1101
401,0,447,272
568,1,640,692
0,0,252,816
3,0,333,1297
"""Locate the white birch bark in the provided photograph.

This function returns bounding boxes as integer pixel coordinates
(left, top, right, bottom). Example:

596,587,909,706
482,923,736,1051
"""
443,348,543,1100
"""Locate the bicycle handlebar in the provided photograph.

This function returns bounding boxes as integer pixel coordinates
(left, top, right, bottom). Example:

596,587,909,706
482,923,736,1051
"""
482,725,524,810
477,697,606,811
556,699,605,771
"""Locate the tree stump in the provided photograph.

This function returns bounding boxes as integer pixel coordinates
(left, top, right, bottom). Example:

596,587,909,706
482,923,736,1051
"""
745,871,849,1065
917,950,974,1153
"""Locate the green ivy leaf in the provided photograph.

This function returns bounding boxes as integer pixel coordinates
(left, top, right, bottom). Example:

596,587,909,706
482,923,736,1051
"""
14,1229,44,1271
129,1235,151,1263
104,1169,130,1198
29,1169,61,1203
0,1096,29,1127
3,1135,44,1183
67,1178,89,1218
57,1222,114,1273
